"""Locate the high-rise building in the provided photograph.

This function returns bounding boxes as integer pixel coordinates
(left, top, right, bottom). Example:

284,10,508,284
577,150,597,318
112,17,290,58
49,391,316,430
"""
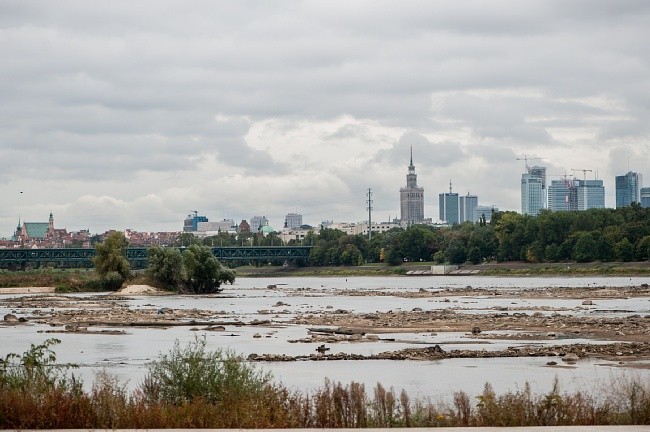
459,193,478,223
521,172,544,216
616,171,642,208
575,179,605,210
641,187,650,208
473,205,499,223
548,178,604,211
548,179,571,211
250,216,269,232
399,147,425,225
439,181,459,224
284,212,303,229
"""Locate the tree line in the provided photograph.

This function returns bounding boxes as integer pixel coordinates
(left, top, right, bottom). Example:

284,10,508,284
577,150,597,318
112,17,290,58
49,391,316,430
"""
305,205,650,266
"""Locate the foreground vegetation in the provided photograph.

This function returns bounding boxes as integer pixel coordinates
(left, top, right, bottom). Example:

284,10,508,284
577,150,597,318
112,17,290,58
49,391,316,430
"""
1,338,649,428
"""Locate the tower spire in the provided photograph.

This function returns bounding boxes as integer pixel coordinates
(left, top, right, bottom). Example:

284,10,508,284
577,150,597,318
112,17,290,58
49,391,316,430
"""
410,146,413,166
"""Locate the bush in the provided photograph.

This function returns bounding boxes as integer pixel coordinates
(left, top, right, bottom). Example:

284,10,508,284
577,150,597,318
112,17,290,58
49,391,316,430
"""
141,337,273,406
181,245,235,294
93,232,131,280
147,246,185,290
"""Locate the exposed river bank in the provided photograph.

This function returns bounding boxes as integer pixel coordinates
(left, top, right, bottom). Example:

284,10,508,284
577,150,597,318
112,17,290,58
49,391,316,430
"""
2,276,649,399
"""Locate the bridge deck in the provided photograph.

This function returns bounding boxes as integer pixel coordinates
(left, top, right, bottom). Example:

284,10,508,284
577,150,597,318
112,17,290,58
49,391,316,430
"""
0,246,312,268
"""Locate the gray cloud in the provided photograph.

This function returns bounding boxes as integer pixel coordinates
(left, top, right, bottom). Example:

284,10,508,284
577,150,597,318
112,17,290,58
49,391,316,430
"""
1,1,649,234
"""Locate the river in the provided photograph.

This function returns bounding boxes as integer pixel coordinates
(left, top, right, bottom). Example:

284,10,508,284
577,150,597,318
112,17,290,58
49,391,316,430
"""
1,275,649,401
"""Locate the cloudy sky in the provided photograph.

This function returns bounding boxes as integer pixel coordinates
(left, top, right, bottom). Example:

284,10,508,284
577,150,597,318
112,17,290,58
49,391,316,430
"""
1,1,649,236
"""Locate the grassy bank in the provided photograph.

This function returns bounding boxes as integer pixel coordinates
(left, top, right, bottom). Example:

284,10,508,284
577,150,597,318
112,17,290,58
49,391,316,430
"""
235,261,650,277
1,338,649,428
0,268,123,292
1,262,648,291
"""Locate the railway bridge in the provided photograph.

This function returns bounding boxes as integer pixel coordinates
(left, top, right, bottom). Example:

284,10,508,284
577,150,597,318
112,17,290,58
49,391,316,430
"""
0,246,312,269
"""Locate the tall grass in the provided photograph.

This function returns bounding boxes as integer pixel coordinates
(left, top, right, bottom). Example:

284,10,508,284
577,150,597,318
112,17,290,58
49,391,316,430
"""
1,338,649,428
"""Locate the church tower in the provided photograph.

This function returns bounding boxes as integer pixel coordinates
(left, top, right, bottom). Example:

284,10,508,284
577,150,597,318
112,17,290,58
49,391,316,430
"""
399,147,425,225
48,212,54,232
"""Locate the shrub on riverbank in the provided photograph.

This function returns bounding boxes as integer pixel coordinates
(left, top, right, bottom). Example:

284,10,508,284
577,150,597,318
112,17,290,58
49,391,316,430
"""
1,338,649,428
146,245,235,293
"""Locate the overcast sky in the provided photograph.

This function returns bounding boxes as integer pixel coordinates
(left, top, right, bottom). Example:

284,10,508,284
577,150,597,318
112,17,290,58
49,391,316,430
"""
1,1,649,236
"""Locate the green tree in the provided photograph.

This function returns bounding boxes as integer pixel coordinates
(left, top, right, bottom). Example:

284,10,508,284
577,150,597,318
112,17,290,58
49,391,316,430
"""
614,238,635,262
445,238,467,264
182,244,235,294
636,236,650,261
93,231,130,280
573,232,597,263
399,225,438,262
147,246,185,290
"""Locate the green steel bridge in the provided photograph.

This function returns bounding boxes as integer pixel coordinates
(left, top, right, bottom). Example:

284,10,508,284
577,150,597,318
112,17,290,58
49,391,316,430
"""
0,246,313,269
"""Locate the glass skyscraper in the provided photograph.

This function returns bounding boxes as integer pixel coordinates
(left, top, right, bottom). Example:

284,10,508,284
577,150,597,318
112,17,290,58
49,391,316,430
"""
615,171,642,208
549,179,605,211
641,187,650,208
439,191,459,224
521,168,545,216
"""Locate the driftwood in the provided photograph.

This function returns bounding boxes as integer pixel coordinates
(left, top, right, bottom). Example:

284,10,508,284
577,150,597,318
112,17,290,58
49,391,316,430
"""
70,319,272,327
308,327,366,336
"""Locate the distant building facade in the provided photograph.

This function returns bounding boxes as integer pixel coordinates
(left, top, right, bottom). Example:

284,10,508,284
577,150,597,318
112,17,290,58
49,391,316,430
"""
399,148,425,225
574,179,605,210
548,179,571,211
439,181,459,224
521,168,545,216
639,187,650,208
284,212,303,229
459,193,478,223
641,187,650,208
238,220,251,233
550,179,605,211
616,171,642,208
473,205,498,223
250,216,269,232
183,211,208,232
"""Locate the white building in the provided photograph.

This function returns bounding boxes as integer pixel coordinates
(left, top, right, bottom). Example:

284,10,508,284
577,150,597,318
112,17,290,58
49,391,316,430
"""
196,219,237,237
250,216,269,232
459,194,478,223
521,172,544,216
284,212,303,229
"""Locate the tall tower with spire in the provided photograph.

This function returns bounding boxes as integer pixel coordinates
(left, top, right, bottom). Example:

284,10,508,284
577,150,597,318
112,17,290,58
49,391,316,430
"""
399,147,425,225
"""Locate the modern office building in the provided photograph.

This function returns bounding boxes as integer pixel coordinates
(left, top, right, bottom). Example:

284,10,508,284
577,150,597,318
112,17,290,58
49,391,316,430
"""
473,205,499,223
250,216,269,232
439,182,459,224
459,193,478,223
575,179,605,210
548,179,571,211
616,171,642,208
521,172,544,216
399,148,425,225
284,212,303,229
641,187,650,208
183,211,208,232
548,178,604,211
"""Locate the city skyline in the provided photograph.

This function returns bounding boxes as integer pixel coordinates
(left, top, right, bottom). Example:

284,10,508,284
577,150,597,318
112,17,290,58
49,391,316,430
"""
1,2,649,237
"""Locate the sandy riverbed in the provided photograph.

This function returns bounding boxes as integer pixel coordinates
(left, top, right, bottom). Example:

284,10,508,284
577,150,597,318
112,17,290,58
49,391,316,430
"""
2,282,650,363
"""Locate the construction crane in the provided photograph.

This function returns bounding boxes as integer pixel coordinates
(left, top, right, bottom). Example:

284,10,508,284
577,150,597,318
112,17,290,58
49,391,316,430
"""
516,155,543,171
571,168,593,181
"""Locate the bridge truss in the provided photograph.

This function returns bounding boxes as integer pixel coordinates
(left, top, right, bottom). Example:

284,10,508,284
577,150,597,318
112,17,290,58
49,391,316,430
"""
0,246,312,269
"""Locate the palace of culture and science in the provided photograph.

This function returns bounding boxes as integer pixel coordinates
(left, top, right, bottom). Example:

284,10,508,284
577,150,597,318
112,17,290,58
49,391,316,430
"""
399,148,425,225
